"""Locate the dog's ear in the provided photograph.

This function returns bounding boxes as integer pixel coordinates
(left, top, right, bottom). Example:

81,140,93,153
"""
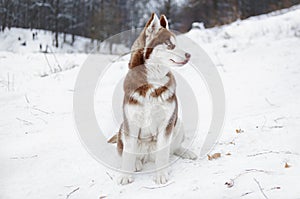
145,13,160,36
145,13,155,28
160,15,169,30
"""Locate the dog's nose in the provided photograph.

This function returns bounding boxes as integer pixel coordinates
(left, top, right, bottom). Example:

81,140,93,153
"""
185,53,191,59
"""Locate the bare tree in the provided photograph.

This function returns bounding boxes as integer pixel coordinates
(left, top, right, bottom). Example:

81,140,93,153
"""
1,0,300,48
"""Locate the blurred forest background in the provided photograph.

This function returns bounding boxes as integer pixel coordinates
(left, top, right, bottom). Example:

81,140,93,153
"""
1,0,300,48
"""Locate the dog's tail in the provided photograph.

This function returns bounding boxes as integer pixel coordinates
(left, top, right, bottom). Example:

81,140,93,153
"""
107,122,124,144
107,134,118,143
107,123,124,155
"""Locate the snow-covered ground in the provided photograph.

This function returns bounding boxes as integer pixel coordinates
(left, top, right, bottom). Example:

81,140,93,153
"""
0,28,92,53
1,5,300,199
0,28,128,54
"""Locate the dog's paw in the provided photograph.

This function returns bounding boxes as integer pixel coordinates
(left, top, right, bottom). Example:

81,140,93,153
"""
118,175,134,185
154,172,169,184
181,150,197,160
135,159,143,172
174,148,198,160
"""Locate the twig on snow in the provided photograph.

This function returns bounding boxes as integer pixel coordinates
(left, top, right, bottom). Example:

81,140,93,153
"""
106,172,113,181
225,169,271,188
10,155,38,159
241,186,280,197
261,116,267,131
247,150,299,157
25,94,30,104
268,125,283,129
265,98,277,107
44,53,53,73
16,117,33,125
274,117,285,123
244,169,271,173
66,187,80,199
241,191,254,197
253,178,269,199
31,106,51,114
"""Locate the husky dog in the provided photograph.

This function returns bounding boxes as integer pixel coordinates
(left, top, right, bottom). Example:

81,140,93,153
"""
108,13,197,185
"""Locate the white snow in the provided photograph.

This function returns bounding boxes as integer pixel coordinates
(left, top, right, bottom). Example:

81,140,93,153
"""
0,28,129,54
0,28,93,53
1,5,300,199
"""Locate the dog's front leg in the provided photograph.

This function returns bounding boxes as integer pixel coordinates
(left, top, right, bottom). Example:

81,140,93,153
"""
154,130,172,184
118,124,139,185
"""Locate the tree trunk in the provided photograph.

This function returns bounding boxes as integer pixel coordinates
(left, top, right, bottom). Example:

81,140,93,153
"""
71,34,75,46
54,0,60,48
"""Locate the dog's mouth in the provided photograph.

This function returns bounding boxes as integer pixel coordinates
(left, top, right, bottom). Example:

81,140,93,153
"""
170,58,189,65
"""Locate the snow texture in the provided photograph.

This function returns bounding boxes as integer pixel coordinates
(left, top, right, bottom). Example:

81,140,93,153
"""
0,28,128,54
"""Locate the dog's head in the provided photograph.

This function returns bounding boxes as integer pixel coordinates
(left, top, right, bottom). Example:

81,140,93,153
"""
144,14,191,67
129,13,190,69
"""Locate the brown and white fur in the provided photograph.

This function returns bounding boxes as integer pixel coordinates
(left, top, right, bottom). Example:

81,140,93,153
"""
108,13,197,185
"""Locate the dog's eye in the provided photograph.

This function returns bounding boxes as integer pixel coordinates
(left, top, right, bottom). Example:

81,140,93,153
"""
164,40,175,50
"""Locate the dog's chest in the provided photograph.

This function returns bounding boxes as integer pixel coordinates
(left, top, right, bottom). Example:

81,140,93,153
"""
126,75,175,131
126,86,174,128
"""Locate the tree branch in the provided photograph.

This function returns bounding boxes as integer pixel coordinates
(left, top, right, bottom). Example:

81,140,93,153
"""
253,178,269,199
